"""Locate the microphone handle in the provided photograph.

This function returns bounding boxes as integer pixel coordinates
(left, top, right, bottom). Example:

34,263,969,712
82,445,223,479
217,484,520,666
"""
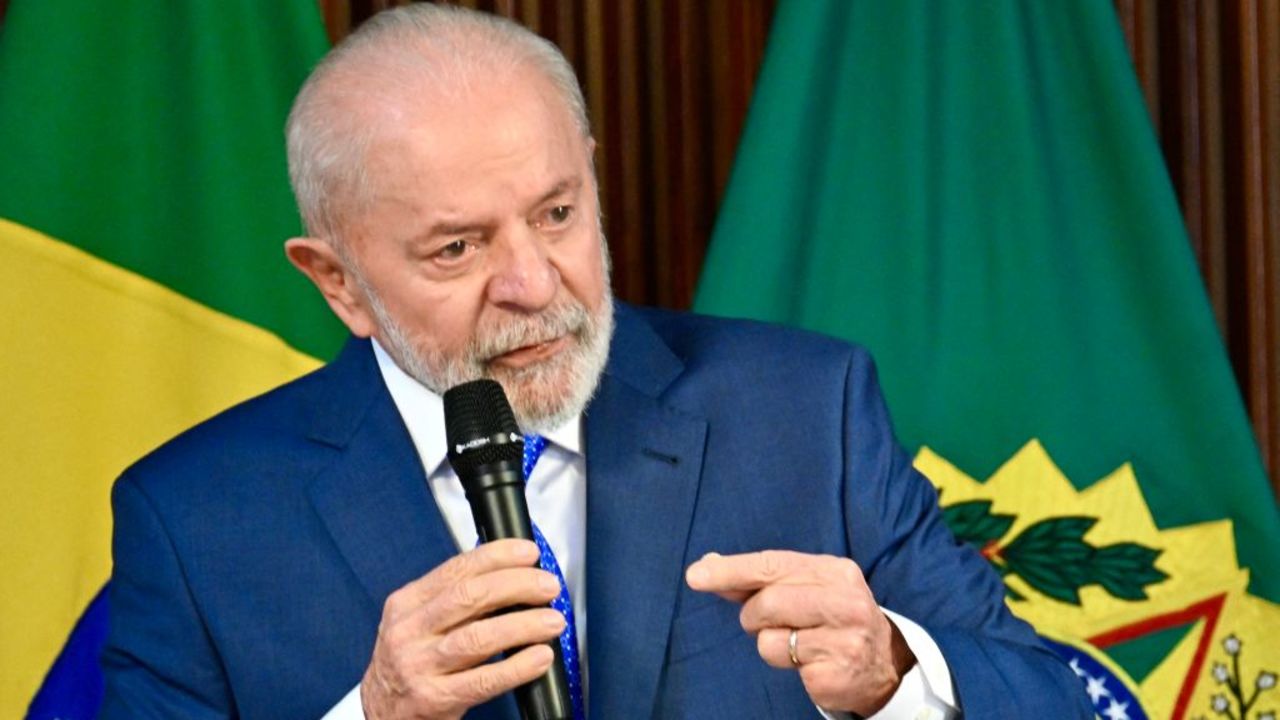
463,462,573,720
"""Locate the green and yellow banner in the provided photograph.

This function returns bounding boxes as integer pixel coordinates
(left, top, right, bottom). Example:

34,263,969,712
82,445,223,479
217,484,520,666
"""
0,1,342,715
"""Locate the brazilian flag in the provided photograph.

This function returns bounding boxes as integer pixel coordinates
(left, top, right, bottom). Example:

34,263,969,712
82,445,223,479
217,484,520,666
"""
697,1,1280,718
0,1,344,716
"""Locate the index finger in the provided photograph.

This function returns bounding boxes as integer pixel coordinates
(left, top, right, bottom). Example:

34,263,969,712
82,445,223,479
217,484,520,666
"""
684,550,818,595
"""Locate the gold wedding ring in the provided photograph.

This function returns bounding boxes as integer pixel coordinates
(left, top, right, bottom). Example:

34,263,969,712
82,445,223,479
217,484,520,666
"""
787,628,801,667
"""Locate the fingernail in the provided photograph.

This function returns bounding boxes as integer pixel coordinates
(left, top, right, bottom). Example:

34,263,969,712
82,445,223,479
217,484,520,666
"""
539,572,561,594
531,644,554,664
517,541,540,562
686,564,708,586
545,611,566,630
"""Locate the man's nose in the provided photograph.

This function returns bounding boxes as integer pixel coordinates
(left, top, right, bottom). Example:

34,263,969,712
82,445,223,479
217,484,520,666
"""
486,226,559,309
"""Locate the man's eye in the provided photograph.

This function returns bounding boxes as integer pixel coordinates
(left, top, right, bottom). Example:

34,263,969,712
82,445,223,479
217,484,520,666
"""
436,240,470,260
542,205,573,227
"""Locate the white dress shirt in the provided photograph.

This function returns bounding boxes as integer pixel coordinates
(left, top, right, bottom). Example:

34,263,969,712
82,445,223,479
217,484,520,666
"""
323,340,957,719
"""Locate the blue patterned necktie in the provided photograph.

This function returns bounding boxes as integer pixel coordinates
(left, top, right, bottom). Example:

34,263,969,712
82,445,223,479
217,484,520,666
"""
522,434,586,720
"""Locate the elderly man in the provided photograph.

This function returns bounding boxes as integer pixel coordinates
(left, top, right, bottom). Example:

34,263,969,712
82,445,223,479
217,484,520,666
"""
101,5,1091,719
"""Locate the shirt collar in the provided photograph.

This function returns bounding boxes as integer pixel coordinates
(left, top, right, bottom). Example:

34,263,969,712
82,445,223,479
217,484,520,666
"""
370,338,583,476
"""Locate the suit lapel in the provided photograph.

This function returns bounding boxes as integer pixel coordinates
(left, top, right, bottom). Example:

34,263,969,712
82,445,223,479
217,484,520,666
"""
304,338,460,611
585,307,707,719
302,338,522,720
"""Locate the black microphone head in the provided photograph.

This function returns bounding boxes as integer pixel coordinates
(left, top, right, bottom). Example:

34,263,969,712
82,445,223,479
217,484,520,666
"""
443,379,524,476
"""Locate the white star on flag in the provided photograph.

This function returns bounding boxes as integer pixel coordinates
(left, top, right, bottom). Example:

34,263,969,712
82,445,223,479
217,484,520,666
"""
1085,674,1112,704
1102,699,1130,720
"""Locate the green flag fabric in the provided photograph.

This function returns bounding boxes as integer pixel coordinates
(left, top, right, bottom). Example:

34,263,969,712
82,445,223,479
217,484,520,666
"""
697,1,1280,717
0,1,343,359
0,2,340,715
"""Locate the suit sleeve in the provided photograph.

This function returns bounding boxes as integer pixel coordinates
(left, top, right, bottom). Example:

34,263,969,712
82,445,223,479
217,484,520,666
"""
99,473,235,719
839,349,1093,718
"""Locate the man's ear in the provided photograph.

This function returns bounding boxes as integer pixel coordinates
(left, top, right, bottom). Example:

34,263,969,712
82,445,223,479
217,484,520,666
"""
283,237,378,338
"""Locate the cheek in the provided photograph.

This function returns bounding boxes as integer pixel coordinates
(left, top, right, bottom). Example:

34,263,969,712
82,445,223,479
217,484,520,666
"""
555,235,608,308
378,279,483,352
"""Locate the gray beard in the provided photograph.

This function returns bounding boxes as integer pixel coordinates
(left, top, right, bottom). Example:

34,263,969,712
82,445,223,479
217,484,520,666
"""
360,274,614,434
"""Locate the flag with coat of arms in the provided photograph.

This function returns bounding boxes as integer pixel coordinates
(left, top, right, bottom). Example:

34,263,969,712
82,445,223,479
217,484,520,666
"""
697,2,1280,719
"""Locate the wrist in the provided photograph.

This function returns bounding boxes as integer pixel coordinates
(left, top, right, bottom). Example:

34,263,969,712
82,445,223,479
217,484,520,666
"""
861,615,919,715
359,664,390,720
889,616,917,681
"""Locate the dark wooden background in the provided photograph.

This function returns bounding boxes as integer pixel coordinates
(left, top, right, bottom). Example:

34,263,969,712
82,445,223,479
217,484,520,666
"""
2,0,1275,494
1114,0,1279,495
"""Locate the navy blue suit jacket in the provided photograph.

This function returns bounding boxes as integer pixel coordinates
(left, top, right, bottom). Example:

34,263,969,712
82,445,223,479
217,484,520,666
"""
101,304,1091,718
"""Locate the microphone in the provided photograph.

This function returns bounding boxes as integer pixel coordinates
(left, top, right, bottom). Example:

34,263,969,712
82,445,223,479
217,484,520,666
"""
443,379,572,720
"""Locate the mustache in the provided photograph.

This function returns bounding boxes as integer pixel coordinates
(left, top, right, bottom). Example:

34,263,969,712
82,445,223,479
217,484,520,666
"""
469,301,591,363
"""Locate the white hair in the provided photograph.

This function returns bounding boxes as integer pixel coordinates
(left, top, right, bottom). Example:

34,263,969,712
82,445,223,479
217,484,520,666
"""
285,3,591,240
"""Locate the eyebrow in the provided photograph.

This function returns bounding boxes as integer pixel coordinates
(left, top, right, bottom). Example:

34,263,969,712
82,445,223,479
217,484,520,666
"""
423,219,487,238
532,176,582,208
421,176,584,239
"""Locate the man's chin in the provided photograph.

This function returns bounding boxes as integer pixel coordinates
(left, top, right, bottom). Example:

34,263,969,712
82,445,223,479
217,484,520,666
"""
487,367,577,432
386,296,612,432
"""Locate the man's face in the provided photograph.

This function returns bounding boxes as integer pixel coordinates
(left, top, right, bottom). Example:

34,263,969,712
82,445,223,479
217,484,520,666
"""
334,68,612,431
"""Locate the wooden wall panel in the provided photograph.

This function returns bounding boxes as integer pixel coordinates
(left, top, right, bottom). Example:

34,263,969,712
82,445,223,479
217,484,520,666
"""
1241,0,1280,489
1114,0,1280,491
